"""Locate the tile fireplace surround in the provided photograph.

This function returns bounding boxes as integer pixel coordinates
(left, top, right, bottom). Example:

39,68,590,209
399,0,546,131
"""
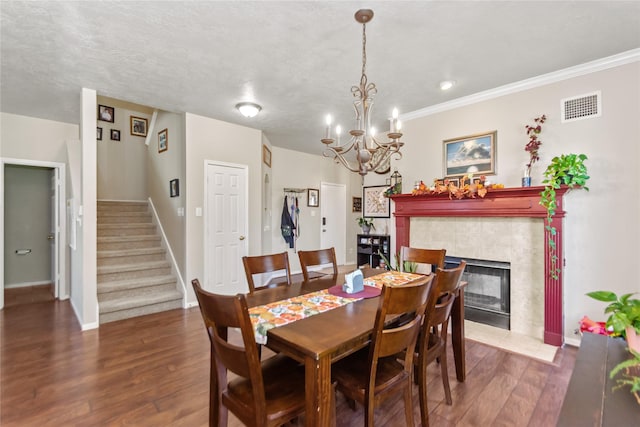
391,186,569,346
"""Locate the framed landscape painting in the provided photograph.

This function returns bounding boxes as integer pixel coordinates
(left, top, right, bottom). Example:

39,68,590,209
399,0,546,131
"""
443,130,496,178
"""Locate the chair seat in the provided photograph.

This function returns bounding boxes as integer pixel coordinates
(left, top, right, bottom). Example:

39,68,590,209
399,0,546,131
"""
333,349,410,397
224,354,306,424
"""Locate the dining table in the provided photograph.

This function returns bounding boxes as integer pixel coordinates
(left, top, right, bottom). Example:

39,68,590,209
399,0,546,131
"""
245,268,468,427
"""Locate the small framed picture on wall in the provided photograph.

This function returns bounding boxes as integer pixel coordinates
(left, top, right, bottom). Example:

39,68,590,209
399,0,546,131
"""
158,128,168,153
110,129,121,141
170,179,179,197
97,127,103,141
98,104,115,123
307,188,319,207
352,196,362,212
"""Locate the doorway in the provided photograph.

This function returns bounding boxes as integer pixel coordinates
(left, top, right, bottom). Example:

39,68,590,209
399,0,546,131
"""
1,158,66,310
204,160,249,295
320,182,346,265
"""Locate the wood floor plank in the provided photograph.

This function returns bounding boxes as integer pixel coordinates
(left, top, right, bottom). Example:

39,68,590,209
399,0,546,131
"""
0,291,578,426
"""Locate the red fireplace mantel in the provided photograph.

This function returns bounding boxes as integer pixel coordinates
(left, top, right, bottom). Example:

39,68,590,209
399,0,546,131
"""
391,186,569,346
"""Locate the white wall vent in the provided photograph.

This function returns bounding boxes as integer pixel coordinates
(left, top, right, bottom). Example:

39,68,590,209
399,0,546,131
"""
561,91,601,123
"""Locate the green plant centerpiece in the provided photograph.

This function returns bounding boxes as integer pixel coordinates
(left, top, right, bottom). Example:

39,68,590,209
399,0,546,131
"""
357,217,375,234
587,290,640,404
377,250,417,272
540,153,590,278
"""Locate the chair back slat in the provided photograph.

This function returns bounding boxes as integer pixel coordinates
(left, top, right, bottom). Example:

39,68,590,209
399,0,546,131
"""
242,252,292,293
298,247,338,281
370,275,433,369
400,246,446,273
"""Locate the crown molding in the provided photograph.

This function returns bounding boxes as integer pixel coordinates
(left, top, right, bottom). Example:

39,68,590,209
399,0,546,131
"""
401,48,640,121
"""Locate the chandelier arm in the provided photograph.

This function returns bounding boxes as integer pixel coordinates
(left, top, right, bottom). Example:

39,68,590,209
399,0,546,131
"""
324,150,362,174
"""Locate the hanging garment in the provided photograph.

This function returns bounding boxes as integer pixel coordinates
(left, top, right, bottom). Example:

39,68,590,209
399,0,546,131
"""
281,196,296,248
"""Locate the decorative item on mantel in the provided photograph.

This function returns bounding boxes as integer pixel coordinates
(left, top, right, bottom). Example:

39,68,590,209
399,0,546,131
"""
540,153,589,278
383,169,402,197
523,114,546,187
410,174,504,199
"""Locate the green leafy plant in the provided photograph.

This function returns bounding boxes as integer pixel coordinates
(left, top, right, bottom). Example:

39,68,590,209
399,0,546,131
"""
540,153,590,278
377,250,417,272
356,217,375,231
610,348,640,405
586,291,640,337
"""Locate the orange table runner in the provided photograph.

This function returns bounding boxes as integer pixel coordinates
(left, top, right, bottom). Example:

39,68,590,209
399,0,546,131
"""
249,270,422,344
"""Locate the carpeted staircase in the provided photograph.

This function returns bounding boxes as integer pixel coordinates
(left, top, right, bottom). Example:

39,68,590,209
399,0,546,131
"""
97,200,183,324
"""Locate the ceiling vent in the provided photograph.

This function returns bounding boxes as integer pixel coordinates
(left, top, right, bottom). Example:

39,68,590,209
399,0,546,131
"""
561,91,601,123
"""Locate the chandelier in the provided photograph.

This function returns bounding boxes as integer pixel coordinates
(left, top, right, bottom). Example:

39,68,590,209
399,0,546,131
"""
321,9,403,176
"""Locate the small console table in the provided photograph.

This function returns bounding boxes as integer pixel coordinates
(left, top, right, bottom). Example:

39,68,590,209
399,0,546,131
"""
557,332,638,426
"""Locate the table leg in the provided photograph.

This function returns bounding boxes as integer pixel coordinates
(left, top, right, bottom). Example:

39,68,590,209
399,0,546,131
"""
451,289,466,382
304,355,333,427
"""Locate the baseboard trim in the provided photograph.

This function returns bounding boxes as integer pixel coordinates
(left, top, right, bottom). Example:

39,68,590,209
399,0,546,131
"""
5,280,51,289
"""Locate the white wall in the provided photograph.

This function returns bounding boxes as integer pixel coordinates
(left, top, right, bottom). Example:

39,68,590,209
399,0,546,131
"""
396,61,640,343
96,99,151,201
146,111,186,273
269,146,362,272
184,113,262,304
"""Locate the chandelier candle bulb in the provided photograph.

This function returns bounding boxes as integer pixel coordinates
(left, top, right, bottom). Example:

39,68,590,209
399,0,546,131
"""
390,108,399,133
325,115,332,139
336,125,342,144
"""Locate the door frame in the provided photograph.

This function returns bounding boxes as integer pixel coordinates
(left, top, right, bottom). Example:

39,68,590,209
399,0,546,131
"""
0,157,67,309
203,159,249,293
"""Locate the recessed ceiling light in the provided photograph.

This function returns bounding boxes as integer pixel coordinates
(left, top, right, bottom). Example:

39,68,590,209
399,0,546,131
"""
236,102,262,118
439,80,456,91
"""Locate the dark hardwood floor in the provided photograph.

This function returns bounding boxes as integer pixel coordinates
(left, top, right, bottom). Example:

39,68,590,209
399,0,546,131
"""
0,290,577,426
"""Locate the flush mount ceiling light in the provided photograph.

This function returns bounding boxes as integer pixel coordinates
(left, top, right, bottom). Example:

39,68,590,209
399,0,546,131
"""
236,102,262,118
439,80,456,91
320,9,404,176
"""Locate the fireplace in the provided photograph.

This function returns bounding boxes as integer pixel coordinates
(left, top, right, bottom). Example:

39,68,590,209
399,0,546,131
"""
445,256,511,330
391,186,570,346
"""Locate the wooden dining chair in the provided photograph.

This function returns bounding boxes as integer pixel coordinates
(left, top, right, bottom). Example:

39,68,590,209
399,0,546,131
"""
331,274,434,427
242,251,292,293
399,246,446,274
414,260,467,427
297,247,338,281
191,279,306,427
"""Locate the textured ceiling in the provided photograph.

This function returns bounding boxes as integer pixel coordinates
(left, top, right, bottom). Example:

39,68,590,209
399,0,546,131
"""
1,1,639,156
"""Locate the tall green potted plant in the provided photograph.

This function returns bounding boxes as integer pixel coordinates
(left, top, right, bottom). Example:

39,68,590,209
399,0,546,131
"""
540,153,590,278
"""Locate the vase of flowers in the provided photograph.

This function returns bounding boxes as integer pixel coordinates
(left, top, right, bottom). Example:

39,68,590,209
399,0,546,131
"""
523,114,546,186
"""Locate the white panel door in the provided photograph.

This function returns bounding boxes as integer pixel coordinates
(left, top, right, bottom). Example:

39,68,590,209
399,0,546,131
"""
320,182,346,265
205,162,248,295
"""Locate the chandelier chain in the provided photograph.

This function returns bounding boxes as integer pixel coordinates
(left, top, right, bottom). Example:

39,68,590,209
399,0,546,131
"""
361,23,367,80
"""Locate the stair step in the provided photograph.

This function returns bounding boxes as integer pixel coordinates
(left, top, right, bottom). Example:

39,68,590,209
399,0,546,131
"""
98,235,161,251
98,201,149,213
99,281,178,302
98,211,152,223
97,261,171,283
98,223,156,237
97,247,166,267
98,274,177,295
98,290,183,324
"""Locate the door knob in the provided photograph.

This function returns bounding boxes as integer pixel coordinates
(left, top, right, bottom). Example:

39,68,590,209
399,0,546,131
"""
239,235,246,240
47,234,55,241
